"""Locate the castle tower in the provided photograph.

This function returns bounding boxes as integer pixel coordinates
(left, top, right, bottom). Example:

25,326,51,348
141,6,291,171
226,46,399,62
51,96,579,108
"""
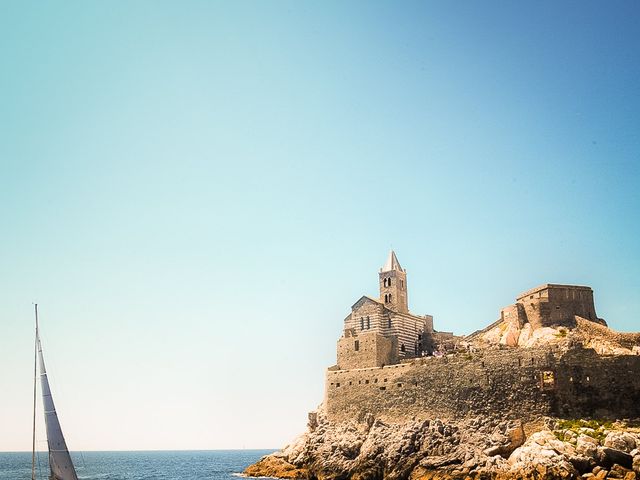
379,250,408,313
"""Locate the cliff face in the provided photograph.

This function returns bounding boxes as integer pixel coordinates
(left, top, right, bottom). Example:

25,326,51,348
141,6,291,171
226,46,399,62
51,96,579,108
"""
246,412,640,480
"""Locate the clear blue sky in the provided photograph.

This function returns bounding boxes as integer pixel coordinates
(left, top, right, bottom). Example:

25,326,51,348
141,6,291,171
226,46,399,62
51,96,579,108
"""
1,1,639,451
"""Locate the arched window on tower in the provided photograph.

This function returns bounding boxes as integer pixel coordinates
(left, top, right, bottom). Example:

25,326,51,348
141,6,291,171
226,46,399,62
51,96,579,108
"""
389,293,392,302
360,318,364,330
388,278,392,286
366,316,370,329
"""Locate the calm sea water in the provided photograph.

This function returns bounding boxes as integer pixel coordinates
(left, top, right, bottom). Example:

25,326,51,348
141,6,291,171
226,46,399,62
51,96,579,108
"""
0,450,275,480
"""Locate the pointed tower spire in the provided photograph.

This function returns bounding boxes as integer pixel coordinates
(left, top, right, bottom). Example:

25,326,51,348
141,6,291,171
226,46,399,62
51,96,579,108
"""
379,250,408,313
381,250,403,272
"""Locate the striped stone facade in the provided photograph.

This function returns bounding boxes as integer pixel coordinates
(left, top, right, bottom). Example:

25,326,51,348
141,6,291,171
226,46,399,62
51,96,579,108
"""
336,252,435,369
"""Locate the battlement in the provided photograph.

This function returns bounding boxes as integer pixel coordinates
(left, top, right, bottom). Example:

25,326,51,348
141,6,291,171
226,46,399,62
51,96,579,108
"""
516,283,593,300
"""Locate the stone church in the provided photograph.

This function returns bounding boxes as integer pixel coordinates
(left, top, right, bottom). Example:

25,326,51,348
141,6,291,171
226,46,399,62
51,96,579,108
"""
336,251,437,369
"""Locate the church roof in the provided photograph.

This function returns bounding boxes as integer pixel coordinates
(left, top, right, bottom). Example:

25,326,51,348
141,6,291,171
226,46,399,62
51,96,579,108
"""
381,250,403,272
351,295,383,309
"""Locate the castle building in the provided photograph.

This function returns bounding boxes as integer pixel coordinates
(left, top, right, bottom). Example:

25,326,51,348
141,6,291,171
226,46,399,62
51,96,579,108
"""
336,251,434,370
500,284,606,332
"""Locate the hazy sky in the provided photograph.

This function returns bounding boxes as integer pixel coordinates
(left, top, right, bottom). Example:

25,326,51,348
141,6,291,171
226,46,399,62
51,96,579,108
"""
1,1,639,451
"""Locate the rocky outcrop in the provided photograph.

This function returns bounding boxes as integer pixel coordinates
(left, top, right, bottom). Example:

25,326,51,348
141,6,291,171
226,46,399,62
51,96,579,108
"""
244,454,310,479
476,316,640,355
245,412,640,480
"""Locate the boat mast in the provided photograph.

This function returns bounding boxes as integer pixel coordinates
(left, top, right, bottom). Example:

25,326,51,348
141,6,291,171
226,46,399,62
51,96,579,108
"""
32,303,38,480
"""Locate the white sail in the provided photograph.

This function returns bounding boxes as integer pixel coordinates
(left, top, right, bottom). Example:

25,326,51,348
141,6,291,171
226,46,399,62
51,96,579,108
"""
37,331,79,480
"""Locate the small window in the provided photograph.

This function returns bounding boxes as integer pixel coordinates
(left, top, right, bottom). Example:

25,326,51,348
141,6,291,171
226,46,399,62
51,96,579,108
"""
541,371,555,390
401,280,404,288
380,386,386,391
389,293,392,302
388,278,392,286
388,318,392,328
336,383,340,388
401,344,406,353
360,318,364,330
365,379,369,384
366,316,370,329
355,340,360,351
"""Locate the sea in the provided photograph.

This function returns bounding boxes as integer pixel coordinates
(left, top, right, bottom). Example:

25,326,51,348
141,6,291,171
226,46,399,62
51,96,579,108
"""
0,450,276,480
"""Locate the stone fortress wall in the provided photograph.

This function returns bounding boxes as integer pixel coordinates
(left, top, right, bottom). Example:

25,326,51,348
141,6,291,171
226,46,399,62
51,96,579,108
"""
326,346,640,423
337,330,397,371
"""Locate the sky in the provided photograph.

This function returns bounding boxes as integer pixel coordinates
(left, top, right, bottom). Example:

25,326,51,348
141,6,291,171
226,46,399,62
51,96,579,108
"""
1,1,639,452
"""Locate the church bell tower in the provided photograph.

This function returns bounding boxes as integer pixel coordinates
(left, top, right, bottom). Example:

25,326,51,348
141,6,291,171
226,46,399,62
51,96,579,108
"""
379,250,408,313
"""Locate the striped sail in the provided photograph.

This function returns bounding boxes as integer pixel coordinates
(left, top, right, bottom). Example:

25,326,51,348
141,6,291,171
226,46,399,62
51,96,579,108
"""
37,332,78,480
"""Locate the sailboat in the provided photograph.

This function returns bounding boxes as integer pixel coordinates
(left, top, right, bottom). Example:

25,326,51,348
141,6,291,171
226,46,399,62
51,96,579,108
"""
32,304,79,480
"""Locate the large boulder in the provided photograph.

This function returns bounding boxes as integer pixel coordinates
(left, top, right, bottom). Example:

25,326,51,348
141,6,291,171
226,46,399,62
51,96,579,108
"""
597,446,634,469
567,454,595,473
244,455,310,479
485,421,526,457
605,432,638,453
576,434,600,459
507,431,578,479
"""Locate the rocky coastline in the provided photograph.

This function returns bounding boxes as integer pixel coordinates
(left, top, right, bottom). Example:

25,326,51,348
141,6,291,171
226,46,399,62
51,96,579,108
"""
245,411,640,480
